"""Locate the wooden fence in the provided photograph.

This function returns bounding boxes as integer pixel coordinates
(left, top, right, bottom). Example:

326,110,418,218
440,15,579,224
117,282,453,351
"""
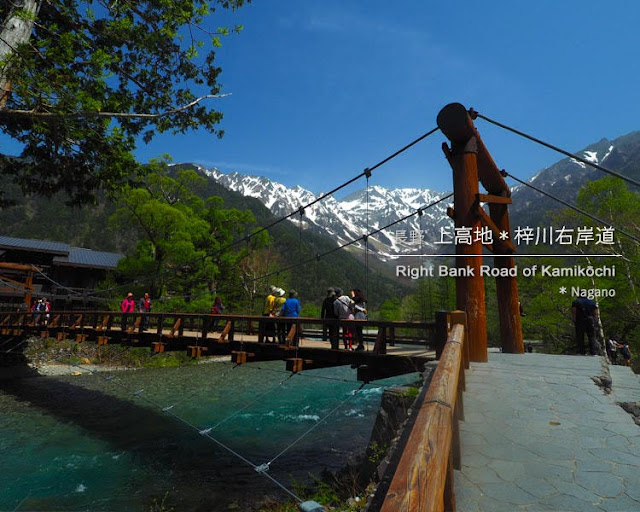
379,310,469,512
0,310,444,352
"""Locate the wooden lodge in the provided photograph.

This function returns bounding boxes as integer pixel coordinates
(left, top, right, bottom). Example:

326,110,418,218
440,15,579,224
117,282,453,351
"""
0,235,123,310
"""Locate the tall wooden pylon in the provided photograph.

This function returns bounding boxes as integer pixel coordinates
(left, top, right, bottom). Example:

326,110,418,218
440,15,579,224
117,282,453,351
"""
437,103,524,359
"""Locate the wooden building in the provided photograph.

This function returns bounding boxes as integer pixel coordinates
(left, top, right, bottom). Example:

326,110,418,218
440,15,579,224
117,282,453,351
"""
0,236,122,310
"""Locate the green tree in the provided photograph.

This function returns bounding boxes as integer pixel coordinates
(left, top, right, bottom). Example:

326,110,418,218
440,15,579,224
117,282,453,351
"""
0,0,248,204
520,176,640,358
374,298,402,322
111,164,266,309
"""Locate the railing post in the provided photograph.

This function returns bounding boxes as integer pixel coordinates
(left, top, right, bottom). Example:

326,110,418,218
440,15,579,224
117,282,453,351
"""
178,315,185,337
228,319,235,342
435,310,450,359
450,310,469,371
373,326,387,355
201,315,208,341
156,314,164,336
444,450,457,512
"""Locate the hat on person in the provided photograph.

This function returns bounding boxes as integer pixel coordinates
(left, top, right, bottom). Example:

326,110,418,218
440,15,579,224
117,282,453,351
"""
277,288,285,297
334,288,343,296
289,289,298,298
327,287,335,293
269,285,276,293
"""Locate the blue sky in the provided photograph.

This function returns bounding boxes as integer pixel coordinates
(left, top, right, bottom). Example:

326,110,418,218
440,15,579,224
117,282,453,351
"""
8,1,640,196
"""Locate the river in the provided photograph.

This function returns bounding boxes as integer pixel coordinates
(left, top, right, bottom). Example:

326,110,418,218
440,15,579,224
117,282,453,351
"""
0,361,419,511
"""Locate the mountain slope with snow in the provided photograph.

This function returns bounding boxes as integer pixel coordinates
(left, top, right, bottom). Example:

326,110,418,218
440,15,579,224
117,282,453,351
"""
188,130,640,262
204,168,451,260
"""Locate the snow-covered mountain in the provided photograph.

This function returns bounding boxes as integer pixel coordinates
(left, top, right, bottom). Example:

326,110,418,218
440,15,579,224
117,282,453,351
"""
509,131,640,227
188,130,640,263
204,168,451,261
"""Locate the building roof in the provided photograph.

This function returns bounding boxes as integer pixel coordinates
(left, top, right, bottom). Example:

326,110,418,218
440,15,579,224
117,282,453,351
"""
53,248,123,270
0,235,123,269
0,236,69,255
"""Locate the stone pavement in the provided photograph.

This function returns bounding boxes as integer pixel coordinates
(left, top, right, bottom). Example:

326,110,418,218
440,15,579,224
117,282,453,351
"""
609,364,640,404
454,352,640,512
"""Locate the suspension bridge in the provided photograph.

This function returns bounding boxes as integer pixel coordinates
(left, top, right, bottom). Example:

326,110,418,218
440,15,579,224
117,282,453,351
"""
1,103,639,511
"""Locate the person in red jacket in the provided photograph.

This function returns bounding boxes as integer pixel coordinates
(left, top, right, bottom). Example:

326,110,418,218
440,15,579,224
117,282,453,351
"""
120,292,135,330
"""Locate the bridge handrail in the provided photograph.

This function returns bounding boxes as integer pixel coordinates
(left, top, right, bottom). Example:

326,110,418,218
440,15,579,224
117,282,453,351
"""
0,310,435,326
380,311,466,512
0,310,437,343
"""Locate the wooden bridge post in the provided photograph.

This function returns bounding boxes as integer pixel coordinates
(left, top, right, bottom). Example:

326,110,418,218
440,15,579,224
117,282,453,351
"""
24,271,33,310
438,103,488,363
488,199,524,353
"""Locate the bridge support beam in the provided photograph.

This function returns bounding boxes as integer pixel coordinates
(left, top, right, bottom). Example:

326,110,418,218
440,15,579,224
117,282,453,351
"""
439,104,487,362
489,200,524,354
438,102,524,358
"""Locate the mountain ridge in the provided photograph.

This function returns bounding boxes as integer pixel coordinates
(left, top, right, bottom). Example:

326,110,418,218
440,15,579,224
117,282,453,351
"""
196,130,640,257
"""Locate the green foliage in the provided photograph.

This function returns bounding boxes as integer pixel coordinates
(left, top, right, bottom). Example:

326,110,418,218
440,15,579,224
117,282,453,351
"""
110,161,266,310
0,161,410,314
374,275,455,323
301,303,320,317
367,441,389,465
518,176,640,358
0,0,249,204
149,491,174,512
403,386,419,398
373,298,402,321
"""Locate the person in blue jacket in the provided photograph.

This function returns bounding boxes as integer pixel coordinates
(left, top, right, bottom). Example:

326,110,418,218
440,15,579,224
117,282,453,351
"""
280,289,301,345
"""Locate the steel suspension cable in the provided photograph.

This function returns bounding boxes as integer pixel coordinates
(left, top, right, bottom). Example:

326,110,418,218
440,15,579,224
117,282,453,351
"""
252,192,454,283
47,354,303,503
86,127,440,298
365,173,370,319
475,111,640,189
504,171,640,244
212,126,439,256
206,371,296,431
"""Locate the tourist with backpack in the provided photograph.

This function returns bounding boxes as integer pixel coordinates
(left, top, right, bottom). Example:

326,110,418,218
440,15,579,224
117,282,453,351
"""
333,288,355,350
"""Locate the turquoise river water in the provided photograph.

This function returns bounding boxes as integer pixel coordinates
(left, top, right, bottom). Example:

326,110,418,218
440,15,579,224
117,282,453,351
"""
0,361,418,511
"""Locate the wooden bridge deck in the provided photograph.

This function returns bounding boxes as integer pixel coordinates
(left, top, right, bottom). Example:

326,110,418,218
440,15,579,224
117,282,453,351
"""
0,311,442,382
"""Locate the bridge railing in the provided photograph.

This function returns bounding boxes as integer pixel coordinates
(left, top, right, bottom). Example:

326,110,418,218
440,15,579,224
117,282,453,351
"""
379,310,468,512
0,310,443,353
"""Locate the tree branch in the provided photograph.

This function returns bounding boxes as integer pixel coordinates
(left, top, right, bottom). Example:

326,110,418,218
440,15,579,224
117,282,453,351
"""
0,93,231,119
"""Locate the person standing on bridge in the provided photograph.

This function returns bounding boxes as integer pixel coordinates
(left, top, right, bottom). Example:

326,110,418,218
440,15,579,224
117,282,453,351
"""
571,296,599,355
333,288,355,350
120,292,135,331
138,292,152,330
321,287,338,349
274,288,287,343
261,285,277,343
280,289,301,345
209,296,224,333
351,288,368,351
